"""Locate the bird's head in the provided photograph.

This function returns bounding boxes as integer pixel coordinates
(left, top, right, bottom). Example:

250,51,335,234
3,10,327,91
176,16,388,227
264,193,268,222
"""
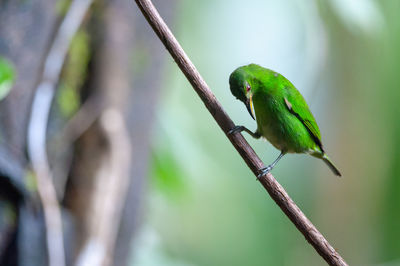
229,66,256,120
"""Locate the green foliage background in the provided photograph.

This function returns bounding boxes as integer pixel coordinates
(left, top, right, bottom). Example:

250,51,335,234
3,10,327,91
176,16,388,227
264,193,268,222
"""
132,1,400,265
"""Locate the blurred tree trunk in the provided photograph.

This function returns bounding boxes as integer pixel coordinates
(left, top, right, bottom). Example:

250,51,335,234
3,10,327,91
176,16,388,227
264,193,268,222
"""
0,0,176,265
61,0,176,265
0,1,58,265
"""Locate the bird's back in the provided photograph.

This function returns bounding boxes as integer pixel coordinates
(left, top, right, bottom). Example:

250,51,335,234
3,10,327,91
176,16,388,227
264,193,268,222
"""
250,66,323,154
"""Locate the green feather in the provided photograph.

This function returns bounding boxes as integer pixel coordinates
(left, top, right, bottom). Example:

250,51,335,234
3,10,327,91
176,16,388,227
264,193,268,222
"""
284,96,323,152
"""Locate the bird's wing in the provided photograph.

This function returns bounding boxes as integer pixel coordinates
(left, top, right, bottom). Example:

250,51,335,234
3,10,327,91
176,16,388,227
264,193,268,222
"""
284,96,324,152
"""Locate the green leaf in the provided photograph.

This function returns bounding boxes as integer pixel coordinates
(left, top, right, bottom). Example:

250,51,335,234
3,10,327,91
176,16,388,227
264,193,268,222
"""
150,145,187,200
0,57,15,101
56,30,90,118
57,83,80,118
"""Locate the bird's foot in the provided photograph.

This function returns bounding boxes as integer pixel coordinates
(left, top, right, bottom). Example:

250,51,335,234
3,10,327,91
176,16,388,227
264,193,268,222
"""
256,165,272,180
228,125,244,135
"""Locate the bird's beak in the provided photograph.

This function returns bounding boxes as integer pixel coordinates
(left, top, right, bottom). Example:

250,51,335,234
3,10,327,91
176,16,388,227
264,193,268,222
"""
245,95,255,120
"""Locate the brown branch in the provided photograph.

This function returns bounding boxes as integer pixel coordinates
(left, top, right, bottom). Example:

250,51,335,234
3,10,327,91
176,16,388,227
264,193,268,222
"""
133,0,348,265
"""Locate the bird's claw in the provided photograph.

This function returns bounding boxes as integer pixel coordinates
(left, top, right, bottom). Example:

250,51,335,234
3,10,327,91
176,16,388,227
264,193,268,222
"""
228,125,243,135
256,166,272,180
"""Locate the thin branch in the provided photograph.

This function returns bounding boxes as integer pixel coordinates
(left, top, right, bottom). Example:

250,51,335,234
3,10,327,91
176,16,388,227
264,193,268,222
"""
57,94,103,145
50,94,103,198
27,1,94,266
133,1,348,265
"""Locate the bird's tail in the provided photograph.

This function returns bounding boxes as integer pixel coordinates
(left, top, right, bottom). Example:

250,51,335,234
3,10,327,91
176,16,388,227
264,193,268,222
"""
322,154,342,177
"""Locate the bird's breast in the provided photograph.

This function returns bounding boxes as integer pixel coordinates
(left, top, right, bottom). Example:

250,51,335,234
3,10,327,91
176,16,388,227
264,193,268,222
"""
254,96,287,150
253,94,312,153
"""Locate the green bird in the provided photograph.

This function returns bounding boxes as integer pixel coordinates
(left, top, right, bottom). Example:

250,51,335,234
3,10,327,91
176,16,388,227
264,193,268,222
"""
229,64,341,177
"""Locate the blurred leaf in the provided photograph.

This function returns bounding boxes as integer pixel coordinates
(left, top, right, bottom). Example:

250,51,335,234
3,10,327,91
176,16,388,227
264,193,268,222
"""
24,170,37,194
58,84,80,118
56,0,72,16
0,57,15,101
150,146,187,200
57,30,90,117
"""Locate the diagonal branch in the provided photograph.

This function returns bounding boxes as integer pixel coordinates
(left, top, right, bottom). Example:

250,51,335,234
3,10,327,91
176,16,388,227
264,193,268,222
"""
133,0,348,265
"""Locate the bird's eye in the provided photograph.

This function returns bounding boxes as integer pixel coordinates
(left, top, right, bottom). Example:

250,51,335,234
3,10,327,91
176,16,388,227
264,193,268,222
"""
246,84,251,92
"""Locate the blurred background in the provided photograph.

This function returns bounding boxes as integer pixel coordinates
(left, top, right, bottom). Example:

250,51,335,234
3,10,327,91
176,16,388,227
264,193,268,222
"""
0,0,399,265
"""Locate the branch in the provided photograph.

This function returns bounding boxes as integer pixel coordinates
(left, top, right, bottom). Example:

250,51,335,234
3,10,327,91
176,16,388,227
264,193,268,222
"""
27,1,94,266
50,94,102,198
75,109,132,266
133,1,348,265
